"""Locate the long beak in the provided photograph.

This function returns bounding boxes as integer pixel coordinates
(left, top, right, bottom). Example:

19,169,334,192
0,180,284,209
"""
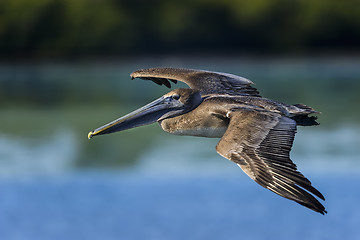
88,96,183,139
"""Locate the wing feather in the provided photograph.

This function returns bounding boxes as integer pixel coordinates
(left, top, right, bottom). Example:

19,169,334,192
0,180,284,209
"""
130,68,260,97
216,108,326,214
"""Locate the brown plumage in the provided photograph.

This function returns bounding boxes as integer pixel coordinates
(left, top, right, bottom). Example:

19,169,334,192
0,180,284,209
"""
89,68,326,214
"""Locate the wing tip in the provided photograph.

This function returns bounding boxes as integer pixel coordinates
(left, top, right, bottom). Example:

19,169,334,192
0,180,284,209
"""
297,200,327,215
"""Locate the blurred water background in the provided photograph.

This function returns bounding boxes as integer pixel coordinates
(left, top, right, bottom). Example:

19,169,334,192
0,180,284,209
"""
1,57,360,240
1,0,360,239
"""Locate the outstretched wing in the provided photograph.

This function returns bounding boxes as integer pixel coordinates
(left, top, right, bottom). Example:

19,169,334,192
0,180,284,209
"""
216,108,326,214
130,68,260,97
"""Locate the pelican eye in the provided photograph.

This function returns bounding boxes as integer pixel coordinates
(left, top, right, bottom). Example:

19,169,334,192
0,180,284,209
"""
172,94,180,100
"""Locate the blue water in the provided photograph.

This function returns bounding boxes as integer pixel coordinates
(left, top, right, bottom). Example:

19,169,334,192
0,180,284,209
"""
0,171,359,240
1,59,359,240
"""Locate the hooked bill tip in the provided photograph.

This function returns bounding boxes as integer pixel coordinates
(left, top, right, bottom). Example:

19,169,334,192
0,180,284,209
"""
88,131,94,139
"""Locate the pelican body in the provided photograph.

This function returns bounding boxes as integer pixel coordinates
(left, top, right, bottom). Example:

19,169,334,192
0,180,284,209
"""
88,68,326,214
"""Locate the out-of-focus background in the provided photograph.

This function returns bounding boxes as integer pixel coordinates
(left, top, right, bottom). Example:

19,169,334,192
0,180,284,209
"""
1,1,360,239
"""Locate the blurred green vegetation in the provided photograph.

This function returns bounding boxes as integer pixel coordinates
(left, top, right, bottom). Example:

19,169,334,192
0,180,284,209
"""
1,0,359,171
1,0,360,58
1,57,360,122
1,58,359,169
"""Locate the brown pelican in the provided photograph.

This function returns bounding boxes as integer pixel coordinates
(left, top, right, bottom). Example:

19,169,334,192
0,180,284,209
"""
88,68,326,214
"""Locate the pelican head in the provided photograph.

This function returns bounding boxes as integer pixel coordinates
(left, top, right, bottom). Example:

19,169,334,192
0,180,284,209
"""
88,88,202,139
